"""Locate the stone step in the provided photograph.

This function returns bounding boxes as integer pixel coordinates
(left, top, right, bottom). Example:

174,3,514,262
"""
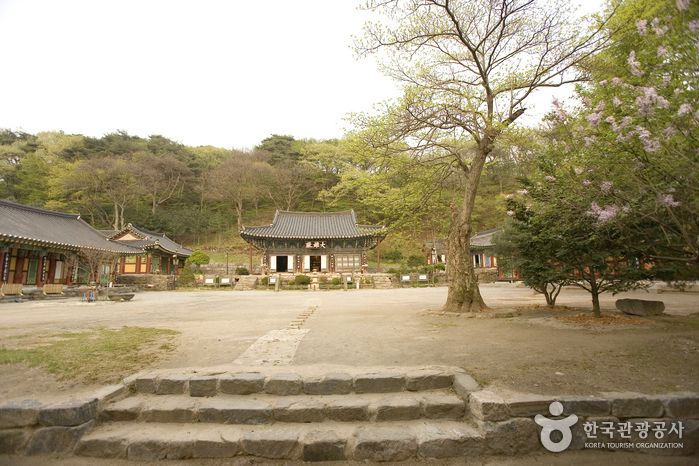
74,419,484,461
130,369,457,397
234,276,258,291
100,391,466,425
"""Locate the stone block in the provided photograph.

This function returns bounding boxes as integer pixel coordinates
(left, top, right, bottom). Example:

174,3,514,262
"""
219,373,265,395
189,375,219,397
327,398,370,422
241,427,300,459
616,298,665,316
0,428,32,454
354,373,405,393
478,417,539,455
353,426,417,462
199,399,272,424
416,424,485,458
422,394,466,419
505,393,554,417
273,398,326,423
135,373,159,394
142,398,197,423
26,420,94,455
600,392,664,418
302,430,347,461
452,374,480,399
167,431,195,460
469,391,509,421
38,398,98,426
376,396,421,421
265,373,303,396
575,416,619,450
303,372,352,395
75,433,128,459
658,392,699,418
101,397,144,422
0,399,43,428
556,396,611,417
192,430,239,458
91,385,126,410
123,373,139,388
405,369,453,391
156,374,191,395
127,433,172,461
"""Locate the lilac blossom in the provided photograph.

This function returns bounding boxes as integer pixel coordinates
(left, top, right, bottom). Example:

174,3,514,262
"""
657,46,668,58
628,51,644,77
584,136,596,147
664,126,677,137
612,77,623,86
586,202,620,225
507,210,515,216
595,100,606,112
583,179,592,186
613,96,623,107
677,0,689,11
586,112,602,128
637,19,648,35
517,189,529,195
678,103,693,115
690,20,699,32
601,181,613,192
652,18,668,36
574,168,584,175
658,193,681,207
582,96,592,108
545,175,557,182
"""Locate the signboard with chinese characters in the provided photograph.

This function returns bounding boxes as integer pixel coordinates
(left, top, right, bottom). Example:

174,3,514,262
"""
305,241,326,249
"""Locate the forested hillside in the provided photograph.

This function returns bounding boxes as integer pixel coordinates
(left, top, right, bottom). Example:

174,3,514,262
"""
0,128,532,252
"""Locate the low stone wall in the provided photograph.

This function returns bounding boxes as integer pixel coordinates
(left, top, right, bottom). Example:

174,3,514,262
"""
115,274,175,291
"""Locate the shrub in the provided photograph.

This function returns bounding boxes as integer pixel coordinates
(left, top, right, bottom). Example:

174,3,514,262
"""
407,254,425,268
188,251,210,272
434,262,446,271
331,277,340,285
177,265,195,286
235,267,249,275
382,249,404,262
261,277,269,286
294,275,311,286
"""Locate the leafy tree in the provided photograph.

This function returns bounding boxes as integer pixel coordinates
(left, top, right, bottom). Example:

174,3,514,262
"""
255,134,304,165
353,0,612,312
187,250,210,272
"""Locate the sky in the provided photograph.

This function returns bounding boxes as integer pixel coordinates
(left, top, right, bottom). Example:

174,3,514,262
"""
0,0,602,150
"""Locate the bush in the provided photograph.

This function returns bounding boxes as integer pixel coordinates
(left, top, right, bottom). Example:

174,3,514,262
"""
331,277,340,285
382,249,404,262
434,262,446,271
235,267,249,275
188,251,210,272
407,254,425,268
177,265,195,286
261,277,269,286
294,275,311,286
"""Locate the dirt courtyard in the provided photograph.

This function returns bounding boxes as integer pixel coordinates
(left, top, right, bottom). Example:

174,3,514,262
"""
1,283,698,403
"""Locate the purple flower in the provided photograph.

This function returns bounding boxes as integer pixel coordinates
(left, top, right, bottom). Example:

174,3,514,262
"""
628,51,644,76
657,46,668,57
507,210,515,216
586,202,620,224
601,181,613,192
574,168,584,175
612,77,623,86
658,193,681,207
583,179,592,186
678,103,693,115
586,112,602,128
677,0,689,11
613,96,623,107
637,19,648,35
545,175,557,182
517,189,529,195
584,136,596,147
690,20,699,32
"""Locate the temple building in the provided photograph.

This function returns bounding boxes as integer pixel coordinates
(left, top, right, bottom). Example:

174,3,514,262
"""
239,210,386,274
102,224,192,277
0,200,136,288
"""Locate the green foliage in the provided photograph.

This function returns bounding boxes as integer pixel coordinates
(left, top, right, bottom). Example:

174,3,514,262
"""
188,251,210,269
382,249,404,262
177,264,195,286
331,277,341,285
235,267,249,275
294,275,311,286
406,254,425,268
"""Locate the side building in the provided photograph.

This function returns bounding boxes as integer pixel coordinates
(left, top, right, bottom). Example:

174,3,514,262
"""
240,210,386,274
0,200,137,290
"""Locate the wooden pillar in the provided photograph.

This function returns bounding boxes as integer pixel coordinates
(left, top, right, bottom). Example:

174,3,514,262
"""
35,255,46,287
13,250,24,284
249,239,253,275
376,237,381,273
0,251,6,287
146,255,152,275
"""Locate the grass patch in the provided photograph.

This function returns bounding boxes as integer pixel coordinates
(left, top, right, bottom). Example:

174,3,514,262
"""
0,326,179,384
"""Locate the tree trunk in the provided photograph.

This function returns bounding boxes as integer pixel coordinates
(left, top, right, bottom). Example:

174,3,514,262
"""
589,274,601,318
442,147,490,313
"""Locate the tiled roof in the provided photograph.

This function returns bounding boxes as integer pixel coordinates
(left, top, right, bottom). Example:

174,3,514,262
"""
105,224,193,257
423,228,503,252
0,200,138,253
240,210,386,240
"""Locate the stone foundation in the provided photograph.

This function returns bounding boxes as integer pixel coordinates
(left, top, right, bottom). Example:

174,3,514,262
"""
115,274,176,291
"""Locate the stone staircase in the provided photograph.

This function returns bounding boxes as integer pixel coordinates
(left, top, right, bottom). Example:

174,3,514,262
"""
234,276,258,291
3,368,697,461
73,368,484,461
371,275,394,290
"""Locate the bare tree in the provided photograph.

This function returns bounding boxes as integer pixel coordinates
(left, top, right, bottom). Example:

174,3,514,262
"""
354,0,612,312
